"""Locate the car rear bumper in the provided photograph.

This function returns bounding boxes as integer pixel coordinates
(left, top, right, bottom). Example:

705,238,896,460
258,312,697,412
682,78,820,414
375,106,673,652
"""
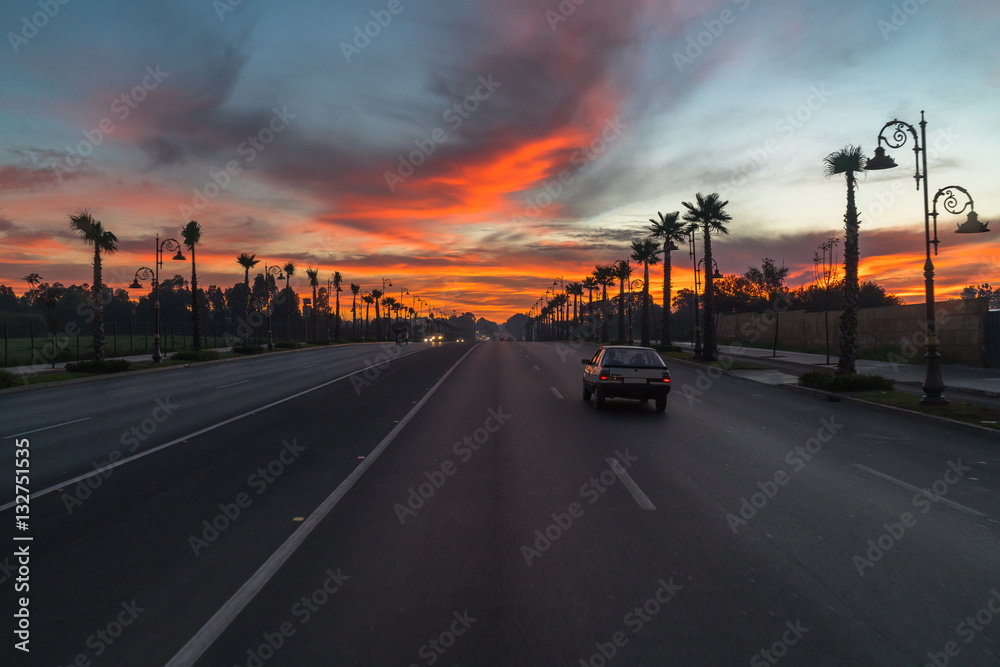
592,381,670,400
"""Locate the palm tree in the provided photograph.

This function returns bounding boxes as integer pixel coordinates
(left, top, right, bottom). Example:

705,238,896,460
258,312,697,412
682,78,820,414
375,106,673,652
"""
332,271,343,340
582,276,598,337
181,221,203,350
236,253,259,345
648,210,687,346
631,238,661,347
305,268,319,343
362,293,374,338
70,210,118,361
614,260,632,343
824,145,867,375
682,192,732,361
282,262,296,340
22,273,42,306
594,265,616,342
350,283,361,339
567,282,583,333
371,289,384,340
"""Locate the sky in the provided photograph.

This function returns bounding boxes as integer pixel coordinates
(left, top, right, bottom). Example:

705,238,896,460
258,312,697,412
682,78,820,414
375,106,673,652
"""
1,0,998,322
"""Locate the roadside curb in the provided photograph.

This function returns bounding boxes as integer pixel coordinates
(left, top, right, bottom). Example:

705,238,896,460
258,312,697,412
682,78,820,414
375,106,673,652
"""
664,354,1000,439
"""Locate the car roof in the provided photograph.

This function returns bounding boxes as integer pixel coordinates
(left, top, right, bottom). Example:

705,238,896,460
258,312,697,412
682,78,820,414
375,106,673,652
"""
600,345,656,352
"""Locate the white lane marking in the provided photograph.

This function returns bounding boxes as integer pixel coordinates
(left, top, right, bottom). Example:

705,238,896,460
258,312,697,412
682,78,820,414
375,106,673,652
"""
533,365,540,371
299,363,321,369
106,384,150,394
0,347,435,513
853,464,986,517
216,380,250,389
2,417,92,439
607,457,656,510
164,345,478,667
550,387,563,399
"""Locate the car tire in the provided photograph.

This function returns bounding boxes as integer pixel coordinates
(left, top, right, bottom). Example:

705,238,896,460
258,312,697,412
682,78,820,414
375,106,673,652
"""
655,395,667,412
582,384,592,401
595,388,606,410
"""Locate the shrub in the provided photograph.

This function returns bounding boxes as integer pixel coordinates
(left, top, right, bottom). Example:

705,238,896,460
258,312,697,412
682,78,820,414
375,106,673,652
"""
65,359,132,374
171,349,220,362
0,369,25,388
274,340,301,349
799,371,894,392
232,344,264,355
654,343,684,353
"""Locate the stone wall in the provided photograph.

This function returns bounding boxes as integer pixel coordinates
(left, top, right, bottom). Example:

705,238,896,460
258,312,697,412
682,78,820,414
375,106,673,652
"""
713,297,987,365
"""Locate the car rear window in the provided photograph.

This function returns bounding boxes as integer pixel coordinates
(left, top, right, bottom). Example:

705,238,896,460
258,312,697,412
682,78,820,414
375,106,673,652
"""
602,349,664,367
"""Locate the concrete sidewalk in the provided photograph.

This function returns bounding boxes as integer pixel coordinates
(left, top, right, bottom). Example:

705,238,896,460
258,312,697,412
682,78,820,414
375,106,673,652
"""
4,347,233,377
675,342,1000,397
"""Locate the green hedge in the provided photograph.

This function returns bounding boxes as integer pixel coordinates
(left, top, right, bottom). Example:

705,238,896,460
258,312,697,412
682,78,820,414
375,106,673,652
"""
172,349,221,362
232,344,264,355
0,369,25,388
799,371,894,392
64,359,132,374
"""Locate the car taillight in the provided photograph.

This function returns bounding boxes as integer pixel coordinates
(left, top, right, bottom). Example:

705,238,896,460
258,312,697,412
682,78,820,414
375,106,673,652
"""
599,369,610,380
661,372,670,383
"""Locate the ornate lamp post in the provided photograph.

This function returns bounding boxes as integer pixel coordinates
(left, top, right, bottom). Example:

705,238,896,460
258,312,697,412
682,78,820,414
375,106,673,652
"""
628,278,645,345
866,112,989,404
129,234,184,362
265,264,284,350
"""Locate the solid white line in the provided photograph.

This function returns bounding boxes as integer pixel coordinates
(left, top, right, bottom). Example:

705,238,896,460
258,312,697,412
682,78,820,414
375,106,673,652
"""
164,344,478,667
216,380,250,389
0,347,431,513
853,464,986,517
3,417,92,439
607,457,656,510
550,386,564,399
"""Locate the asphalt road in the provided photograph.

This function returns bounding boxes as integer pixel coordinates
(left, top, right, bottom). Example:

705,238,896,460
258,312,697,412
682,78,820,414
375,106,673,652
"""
2,341,1000,666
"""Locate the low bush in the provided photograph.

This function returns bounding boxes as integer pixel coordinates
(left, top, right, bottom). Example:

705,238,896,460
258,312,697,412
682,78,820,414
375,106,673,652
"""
799,371,894,392
0,369,25,388
274,340,301,349
232,344,264,355
171,349,220,362
64,359,132,374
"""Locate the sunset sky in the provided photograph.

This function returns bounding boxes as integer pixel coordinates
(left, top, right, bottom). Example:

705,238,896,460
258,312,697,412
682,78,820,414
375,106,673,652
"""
1,0,998,322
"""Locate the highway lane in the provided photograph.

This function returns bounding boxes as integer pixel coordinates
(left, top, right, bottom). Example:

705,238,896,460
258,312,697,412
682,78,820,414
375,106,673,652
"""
3,341,1000,665
0,342,433,500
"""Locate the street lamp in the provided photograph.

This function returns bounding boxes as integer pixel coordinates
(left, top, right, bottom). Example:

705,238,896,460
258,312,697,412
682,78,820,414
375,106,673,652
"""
866,112,990,404
265,264,284,350
129,234,185,362
628,278,645,345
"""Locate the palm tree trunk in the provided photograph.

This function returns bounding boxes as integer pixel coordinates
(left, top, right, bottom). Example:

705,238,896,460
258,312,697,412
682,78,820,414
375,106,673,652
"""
601,286,609,342
191,244,201,351
838,171,860,374
662,245,672,346
285,278,291,340
641,263,651,346
335,292,341,340
242,268,251,345
92,244,105,361
617,281,625,342
703,223,717,361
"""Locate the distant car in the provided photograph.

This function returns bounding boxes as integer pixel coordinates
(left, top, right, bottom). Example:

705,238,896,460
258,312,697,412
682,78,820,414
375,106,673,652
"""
581,345,671,412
